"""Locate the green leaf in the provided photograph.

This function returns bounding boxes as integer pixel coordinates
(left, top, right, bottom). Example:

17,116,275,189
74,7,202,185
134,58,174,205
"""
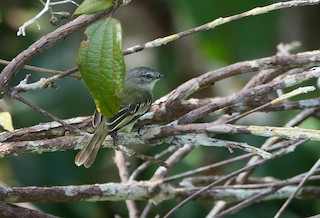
74,0,113,15
77,18,125,117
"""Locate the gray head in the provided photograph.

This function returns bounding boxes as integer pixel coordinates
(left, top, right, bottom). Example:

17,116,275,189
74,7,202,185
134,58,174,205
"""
125,67,165,90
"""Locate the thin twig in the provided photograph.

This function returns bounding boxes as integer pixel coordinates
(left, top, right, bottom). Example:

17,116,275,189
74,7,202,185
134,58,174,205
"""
8,92,84,134
209,124,312,216
129,146,178,181
153,143,196,181
235,108,318,185
0,59,80,79
17,0,79,36
215,186,284,218
163,153,253,183
176,67,320,125
163,141,304,218
274,158,320,218
214,141,307,217
224,86,316,124
117,144,169,168
0,8,114,92
182,175,320,190
123,0,320,55
141,144,196,217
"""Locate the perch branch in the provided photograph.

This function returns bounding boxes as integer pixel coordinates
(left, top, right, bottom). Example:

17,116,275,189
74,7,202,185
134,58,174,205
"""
2,119,320,158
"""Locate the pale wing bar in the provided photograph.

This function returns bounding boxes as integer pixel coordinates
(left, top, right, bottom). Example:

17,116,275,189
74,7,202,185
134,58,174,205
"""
105,99,152,133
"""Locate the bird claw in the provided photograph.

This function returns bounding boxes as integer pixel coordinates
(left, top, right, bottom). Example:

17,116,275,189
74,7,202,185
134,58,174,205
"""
136,125,146,136
110,132,118,147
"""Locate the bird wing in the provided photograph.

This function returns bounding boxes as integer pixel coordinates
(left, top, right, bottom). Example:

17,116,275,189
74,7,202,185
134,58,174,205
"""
106,99,152,133
92,109,103,128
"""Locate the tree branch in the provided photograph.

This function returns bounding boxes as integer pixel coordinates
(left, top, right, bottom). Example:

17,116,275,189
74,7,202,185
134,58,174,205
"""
0,59,80,80
0,202,59,218
0,181,319,204
2,119,320,159
146,51,320,124
122,0,320,55
0,7,114,93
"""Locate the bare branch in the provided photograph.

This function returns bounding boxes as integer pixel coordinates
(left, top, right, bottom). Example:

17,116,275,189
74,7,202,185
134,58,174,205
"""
174,67,320,124
123,0,320,55
0,202,59,218
0,8,114,93
1,1,320,216
8,92,85,134
0,181,319,204
2,119,320,159
0,59,80,79
146,51,320,124
210,107,318,215
17,0,79,36
274,158,320,218
224,86,316,124
129,146,178,181
152,143,196,181
163,140,306,218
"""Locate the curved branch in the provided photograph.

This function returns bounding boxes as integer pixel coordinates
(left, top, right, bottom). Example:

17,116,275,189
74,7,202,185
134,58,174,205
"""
0,202,58,218
148,51,320,124
0,8,114,92
175,67,320,124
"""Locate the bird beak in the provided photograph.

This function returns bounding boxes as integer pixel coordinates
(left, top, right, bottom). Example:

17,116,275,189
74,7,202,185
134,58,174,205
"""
158,73,166,79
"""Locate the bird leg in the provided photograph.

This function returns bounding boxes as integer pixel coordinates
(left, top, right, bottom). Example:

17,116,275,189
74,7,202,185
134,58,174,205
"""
110,132,118,147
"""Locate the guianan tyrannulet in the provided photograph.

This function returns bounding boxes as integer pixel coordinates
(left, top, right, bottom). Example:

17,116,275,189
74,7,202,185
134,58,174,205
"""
75,67,165,168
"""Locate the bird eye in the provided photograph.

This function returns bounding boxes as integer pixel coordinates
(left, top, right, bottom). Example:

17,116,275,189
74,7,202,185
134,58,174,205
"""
144,74,152,79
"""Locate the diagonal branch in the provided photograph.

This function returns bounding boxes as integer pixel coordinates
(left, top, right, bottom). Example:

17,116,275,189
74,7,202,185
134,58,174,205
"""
0,202,59,218
274,158,320,218
8,92,84,134
122,0,320,55
147,51,320,124
175,67,320,124
0,7,114,93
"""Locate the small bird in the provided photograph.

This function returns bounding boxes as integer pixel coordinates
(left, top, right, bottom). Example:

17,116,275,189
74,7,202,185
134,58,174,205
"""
75,67,165,168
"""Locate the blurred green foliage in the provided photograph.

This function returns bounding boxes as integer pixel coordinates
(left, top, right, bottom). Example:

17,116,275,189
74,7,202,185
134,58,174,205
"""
0,0,319,217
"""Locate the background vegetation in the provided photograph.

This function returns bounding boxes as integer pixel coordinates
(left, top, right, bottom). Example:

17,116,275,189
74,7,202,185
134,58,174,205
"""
0,0,319,217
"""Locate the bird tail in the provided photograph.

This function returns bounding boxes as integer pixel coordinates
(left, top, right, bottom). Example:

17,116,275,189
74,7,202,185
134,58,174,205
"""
74,117,108,168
